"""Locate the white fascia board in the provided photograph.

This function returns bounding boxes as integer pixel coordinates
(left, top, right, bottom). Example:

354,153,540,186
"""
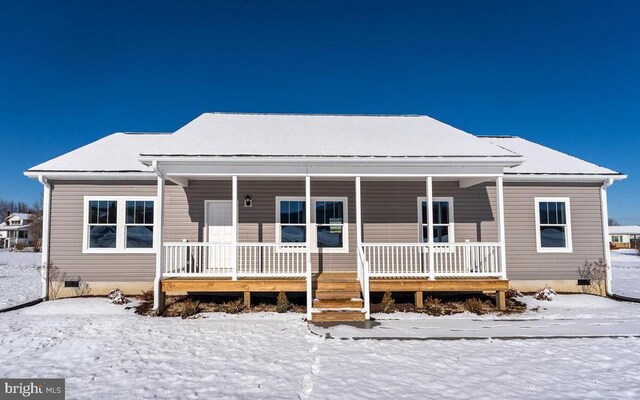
138,155,525,167
503,173,627,183
24,171,156,180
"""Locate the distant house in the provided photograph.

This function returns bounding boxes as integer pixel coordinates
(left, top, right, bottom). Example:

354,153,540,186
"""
0,212,35,249
25,113,626,321
609,226,640,249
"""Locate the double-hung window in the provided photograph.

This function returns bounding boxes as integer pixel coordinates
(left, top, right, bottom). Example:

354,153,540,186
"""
125,200,154,248
277,198,306,243
84,197,156,253
88,200,118,248
276,196,348,252
535,197,572,253
313,198,347,250
418,197,454,243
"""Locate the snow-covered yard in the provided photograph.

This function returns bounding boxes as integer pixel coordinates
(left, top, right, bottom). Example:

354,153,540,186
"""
612,249,640,299
1,297,640,399
0,250,41,309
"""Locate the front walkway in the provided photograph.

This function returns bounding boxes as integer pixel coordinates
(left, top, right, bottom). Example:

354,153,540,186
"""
310,295,640,339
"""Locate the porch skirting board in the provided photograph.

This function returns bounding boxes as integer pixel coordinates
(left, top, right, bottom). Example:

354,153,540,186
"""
52,281,154,298
509,279,600,294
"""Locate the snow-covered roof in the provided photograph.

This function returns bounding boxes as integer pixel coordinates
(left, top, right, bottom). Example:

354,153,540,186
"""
28,133,171,172
8,213,34,221
609,226,640,235
480,136,621,176
142,113,519,158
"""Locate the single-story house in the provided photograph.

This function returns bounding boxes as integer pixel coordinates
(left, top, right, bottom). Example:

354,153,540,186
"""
25,113,625,321
609,225,640,249
0,212,35,249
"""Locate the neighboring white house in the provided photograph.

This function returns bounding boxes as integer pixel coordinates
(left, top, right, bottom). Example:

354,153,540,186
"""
0,212,35,249
609,225,640,249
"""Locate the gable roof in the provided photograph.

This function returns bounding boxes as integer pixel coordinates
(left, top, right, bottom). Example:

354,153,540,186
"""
28,132,171,173
479,136,620,176
141,113,519,158
609,226,640,235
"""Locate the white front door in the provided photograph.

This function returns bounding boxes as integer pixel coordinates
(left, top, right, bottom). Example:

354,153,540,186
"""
205,200,233,272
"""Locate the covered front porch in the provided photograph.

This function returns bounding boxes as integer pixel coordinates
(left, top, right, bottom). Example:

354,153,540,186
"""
153,173,509,321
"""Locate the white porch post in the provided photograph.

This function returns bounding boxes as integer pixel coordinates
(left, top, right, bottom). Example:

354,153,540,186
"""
305,176,313,321
426,176,435,280
153,173,165,312
232,175,238,281
38,176,51,300
496,176,508,280
355,176,362,281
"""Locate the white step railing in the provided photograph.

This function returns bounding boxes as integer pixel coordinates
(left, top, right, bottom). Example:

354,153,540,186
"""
237,243,307,277
361,242,503,278
163,242,308,278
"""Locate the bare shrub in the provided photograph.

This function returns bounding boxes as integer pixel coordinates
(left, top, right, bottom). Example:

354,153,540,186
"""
221,299,244,314
380,291,396,313
139,290,154,302
424,296,444,316
179,299,201,319
578,259,607,295
464,298,485,315
73,279,91,297
276,291,290,313
506,289,523,299
47,264,66,300
107,289,130,305
14,242,26,251
533,286,557,301
28,215,43,252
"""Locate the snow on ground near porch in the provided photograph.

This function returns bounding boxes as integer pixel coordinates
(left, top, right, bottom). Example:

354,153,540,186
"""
312,295,640,339
0,250,41,309
612,249,640,299
1,298,640,399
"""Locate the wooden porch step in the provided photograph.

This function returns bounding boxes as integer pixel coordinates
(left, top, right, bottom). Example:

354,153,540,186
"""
316,281,361,291
314,298,363,309
316,273,358,282
315,290,361,300
313,310,366,322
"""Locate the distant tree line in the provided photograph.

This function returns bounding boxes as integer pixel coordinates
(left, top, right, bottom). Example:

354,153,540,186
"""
0,198,41,216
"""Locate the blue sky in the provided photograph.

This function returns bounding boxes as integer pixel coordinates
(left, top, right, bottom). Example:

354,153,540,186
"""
1,0,638,222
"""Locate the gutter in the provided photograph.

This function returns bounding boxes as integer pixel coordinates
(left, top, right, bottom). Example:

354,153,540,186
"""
601,178,615,296
37,175,51,300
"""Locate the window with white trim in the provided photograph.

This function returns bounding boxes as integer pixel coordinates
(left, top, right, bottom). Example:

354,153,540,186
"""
275,196,349,252
314,198,346,249
125,200,154,248
277,198,306,243
84,197,156,253
611,235,622,243
535,198,572,253
418,197,454,243
88,200,118,248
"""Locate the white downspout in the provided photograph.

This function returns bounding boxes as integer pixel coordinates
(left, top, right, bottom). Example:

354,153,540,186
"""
601,178,614,296
38,175,51,300
151,161,165,312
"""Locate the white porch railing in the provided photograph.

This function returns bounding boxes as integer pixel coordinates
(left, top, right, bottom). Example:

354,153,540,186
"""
163,242,308,278
361,242,503,278
237,243,307,277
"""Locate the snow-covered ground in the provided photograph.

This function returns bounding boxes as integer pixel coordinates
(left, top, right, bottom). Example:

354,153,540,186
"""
1,297,640,399
0,250,41,309
611,249,640,299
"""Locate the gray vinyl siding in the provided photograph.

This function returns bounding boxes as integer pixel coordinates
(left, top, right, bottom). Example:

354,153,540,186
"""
361,181,498,243
49,180,157,281
47,179,605,281
503,182,605,280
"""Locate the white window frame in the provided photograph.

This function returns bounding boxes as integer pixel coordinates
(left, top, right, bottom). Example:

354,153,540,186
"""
275,196,349,254
417,197,455,243
534,197,573,253
83,196,157,254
